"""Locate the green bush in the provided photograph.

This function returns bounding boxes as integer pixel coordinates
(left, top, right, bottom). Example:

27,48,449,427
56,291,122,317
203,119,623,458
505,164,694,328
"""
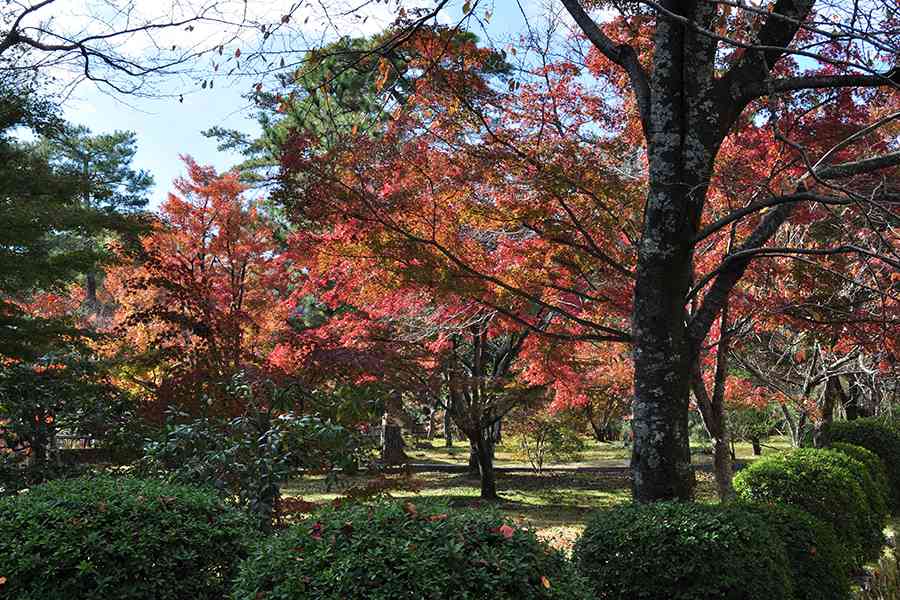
744,503,850,600
821,418,900,509
571,501,792,600
140,373,370,530
0,476,254,600
733,448,883,565
829,442,891,514
232,501,592,600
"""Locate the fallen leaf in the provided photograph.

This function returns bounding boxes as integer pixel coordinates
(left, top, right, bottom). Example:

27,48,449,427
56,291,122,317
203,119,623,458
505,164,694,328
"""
541,576,551,589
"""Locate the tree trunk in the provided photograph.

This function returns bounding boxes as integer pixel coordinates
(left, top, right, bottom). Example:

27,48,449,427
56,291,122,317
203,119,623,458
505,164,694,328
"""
380,411,407,466
443,409,453,447
751,437,762,456
779,403,801,447
814,376,842,446
491,419,502,446
86,271,98,306
845,374,869,420
692,370,734,501
473,429,497,500
467,442,480,474
586,404,613,442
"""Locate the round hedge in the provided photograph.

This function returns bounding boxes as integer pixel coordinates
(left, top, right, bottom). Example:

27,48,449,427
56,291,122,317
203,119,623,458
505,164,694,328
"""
733,448,882,566
232,501,592,600
821,418,900,509
829,442,891,515
0,476,254,600
744,503,850,600
571,501,792,600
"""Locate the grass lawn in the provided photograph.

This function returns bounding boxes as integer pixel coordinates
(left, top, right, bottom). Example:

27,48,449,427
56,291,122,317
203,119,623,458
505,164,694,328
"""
403,434,794,467
282,434,797,553
282,468,721,553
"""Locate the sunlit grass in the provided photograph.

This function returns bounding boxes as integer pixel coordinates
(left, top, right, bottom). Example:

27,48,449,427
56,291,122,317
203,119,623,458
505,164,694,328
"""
403,434,794,467
282,468,720,553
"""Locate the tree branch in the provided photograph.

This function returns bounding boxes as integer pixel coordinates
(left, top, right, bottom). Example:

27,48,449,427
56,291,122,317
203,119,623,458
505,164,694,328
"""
739,68,899,99
687,191,800,348
720,0,817,100
559,0,651,137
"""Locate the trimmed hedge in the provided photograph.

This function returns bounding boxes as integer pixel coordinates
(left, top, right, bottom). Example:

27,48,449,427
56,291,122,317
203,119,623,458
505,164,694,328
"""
744,503,850,600
821,418,900,509
0,476,254,600
733,448,883,565
232,501,593,600
572,501,792,600
829,442,891,515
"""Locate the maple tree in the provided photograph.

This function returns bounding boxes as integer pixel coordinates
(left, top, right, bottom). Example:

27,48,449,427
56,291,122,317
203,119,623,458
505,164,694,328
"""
104,157,293,418
273,4,899,502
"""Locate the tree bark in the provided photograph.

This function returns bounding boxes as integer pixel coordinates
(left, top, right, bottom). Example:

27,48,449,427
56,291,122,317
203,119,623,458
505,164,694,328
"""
692,374,734,500
443,408,453,447
86,271,98,306
814,375,843,445
751,437,762,455
381,395,409,466
473,428,498,500
467,441,480,474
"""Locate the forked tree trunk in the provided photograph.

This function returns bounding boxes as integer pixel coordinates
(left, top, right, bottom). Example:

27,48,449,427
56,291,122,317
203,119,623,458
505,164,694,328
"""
559,0,816,501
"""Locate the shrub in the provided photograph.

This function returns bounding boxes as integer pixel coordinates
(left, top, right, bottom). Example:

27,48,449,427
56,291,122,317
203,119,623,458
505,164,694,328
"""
733,448,882,565
140,373,370,530
829,442,891,515
232,500,593,600
0,476,254,600
744,503,850,600
507,407,585,473
572,501,793,600
821,418,900,509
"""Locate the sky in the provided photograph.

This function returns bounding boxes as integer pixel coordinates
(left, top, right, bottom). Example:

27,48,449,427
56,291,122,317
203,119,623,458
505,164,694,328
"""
57,0,557,209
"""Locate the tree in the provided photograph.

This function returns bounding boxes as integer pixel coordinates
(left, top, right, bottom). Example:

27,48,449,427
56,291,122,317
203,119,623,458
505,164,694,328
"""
105,157,291,418
36,125,153,307
280,3,899,501
0,354,132,466
0,82,145,360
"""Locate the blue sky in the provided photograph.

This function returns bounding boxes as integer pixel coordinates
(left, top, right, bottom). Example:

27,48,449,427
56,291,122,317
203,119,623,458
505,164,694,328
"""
61,1,551,210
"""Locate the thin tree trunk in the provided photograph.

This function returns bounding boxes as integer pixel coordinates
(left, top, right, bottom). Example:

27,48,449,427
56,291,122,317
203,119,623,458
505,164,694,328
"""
443,408,453,447
693,376,734,500
779,403,801,447
426,408,435,440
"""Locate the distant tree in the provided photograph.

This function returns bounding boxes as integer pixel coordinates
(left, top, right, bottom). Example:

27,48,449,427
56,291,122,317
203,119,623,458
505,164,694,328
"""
0,82,144,360
36,125,153,306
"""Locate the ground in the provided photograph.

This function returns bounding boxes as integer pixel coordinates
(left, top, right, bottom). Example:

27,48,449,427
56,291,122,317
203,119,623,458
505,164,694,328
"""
404,435,794,467
282,435,789,552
